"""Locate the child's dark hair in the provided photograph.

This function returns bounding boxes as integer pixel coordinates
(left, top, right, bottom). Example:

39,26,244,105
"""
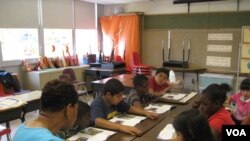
173,109,214,141
133,74,148,88
202,83,231,104
155,67,169,76
77,100,90,120
41,79,78,112
102,78,124,96
240,78,250,91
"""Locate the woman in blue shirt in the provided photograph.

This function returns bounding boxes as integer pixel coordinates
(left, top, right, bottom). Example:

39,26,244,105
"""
13,80,79,141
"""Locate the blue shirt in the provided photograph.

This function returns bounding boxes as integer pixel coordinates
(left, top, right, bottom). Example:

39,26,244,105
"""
13,123,63,141
90,95,130,122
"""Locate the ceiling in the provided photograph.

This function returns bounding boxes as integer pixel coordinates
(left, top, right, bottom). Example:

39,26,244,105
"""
81,0,154,5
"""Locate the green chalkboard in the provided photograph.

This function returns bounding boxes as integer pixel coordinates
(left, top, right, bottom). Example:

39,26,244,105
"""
144,11,250,29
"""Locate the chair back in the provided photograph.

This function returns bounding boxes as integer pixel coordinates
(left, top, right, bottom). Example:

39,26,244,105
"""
63,68,77,81
58,74,74,84
114,55,123,62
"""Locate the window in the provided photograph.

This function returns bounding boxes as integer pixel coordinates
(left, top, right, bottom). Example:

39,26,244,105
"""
75,29,98,64
44,29,73,58
0,28,39,61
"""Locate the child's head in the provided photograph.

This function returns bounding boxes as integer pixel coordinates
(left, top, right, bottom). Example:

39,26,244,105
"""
240,78,250,99
41,80,78,130
173,109,214,141
155,68,169,85
76,100,91,129
133,74,149,95
199,83,231,119
103,78,124,105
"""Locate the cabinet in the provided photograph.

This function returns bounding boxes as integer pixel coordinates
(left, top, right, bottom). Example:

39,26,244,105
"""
23,65,89,90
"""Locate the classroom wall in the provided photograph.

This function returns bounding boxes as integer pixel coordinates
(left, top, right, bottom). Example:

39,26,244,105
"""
101,0,250,91
102,0,250,15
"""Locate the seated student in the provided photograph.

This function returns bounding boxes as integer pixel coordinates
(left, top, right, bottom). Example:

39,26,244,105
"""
149,67,171,96
196,83,235,141
124,74,156,109
13,80,78,141
58,100,91,139
226,78,250,125
90,78,158,136
171,109,214,141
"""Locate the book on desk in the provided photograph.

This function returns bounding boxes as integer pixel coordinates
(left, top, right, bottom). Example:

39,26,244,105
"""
158,92,197,105
67,127,116,141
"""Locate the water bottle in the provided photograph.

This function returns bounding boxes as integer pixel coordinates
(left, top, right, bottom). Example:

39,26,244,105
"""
169,70,176,83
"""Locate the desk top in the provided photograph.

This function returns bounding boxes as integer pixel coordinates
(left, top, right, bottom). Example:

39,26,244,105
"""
12,90,42,102
134,95,199,141
0,91,41,112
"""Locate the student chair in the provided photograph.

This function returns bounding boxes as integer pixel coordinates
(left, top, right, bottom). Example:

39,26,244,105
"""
61,68,90,102
132,52,153,75
0,125,11,141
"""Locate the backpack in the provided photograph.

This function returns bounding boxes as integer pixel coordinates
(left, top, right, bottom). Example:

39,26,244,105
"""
0,71,21,94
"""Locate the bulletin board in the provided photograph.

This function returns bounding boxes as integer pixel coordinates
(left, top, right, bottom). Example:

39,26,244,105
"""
240,26,250,73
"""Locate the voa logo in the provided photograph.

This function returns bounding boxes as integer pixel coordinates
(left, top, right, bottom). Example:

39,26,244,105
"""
226,129,246,136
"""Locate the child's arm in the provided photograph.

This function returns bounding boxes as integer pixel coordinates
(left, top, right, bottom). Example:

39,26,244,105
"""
149,88,165,96
94,118,141,135
241,113,250,125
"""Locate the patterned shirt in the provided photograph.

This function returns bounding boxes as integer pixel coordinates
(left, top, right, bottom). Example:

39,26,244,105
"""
124,89,156,106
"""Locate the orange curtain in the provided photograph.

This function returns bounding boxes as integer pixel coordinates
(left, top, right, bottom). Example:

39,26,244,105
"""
100,14,139,71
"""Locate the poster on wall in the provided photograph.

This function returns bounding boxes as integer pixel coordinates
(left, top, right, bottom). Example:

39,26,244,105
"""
243,27,250,43
240,59,250,73
241,44,250,59
206,56,231,67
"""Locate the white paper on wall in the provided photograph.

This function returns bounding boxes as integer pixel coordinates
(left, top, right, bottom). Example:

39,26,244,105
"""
208,33,233,41
206,56,231,67
207,44,232,52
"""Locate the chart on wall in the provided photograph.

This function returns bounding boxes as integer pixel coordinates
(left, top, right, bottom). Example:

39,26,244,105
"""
240,26,250,73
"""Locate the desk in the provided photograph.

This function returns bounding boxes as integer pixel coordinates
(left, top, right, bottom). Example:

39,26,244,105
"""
91,74,134,94
85,67,126,80
165,67,206,92
133,94,199,141
0,91,42,127
12,91,42,122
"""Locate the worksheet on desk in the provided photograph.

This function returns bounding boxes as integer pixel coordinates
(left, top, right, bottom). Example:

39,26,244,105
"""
0,97,26,110
109,114,146,126
67,127,116,141
161,93,186,101
157,124,176,140
144,103,172,114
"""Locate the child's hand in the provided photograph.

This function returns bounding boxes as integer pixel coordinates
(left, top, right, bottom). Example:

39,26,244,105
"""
145,111,158,119
118,125,141,136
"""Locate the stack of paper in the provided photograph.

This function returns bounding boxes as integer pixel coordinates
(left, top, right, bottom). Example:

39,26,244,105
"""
161,93,186,101
109,114,146,126
0,97,26,111
144,103,172,114
66,127,116,141
157,124,176,140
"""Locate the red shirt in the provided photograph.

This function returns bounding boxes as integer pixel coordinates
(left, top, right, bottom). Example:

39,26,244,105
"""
149,77,169,92
208,107,235,140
